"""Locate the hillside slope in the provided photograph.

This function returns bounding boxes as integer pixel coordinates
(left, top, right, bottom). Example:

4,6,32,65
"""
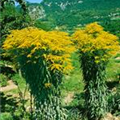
41,0,120,29
24,0,120,31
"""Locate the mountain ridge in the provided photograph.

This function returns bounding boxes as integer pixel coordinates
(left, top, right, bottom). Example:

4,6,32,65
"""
23,0,120,31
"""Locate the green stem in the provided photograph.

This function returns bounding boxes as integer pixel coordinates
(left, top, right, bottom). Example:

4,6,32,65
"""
81,55,108,120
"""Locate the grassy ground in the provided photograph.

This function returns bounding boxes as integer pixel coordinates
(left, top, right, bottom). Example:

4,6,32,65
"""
106,57,120,82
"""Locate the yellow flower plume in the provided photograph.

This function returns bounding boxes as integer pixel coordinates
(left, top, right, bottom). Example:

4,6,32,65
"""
3,27,75,72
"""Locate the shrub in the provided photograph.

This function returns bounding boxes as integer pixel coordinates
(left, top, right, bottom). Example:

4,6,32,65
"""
0,112,13,120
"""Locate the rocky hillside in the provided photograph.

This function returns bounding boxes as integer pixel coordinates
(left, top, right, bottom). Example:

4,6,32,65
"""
23,0,120,30
41,0,120,12
27,3,46,20
41,0,120,28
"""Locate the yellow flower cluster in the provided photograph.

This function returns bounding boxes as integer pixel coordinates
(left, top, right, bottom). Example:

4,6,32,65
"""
44,83,52,88
3,27,75,72
72,22,120,63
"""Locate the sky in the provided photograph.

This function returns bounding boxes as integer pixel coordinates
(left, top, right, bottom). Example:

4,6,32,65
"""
26,0,43,3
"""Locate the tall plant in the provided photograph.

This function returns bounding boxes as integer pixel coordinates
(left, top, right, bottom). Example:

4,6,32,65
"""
72,22,119,120
3,27,75,120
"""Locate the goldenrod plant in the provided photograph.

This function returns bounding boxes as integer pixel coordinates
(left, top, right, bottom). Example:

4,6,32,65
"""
72,22,120,120
3,27,75,120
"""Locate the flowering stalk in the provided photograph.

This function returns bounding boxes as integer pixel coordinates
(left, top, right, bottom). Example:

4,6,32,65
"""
72,22,119,120
3,27,75,120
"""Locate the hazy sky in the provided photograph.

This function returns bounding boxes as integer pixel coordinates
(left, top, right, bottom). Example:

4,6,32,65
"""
26,0,43,3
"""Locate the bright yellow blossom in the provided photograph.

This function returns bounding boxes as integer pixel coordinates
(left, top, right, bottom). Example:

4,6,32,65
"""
3,27,75,72
72,22,120,63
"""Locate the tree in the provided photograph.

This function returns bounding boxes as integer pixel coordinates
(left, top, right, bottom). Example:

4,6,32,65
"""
0,0,30,64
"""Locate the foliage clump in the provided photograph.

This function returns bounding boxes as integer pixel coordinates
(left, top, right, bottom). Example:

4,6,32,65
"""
0,74,8,87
